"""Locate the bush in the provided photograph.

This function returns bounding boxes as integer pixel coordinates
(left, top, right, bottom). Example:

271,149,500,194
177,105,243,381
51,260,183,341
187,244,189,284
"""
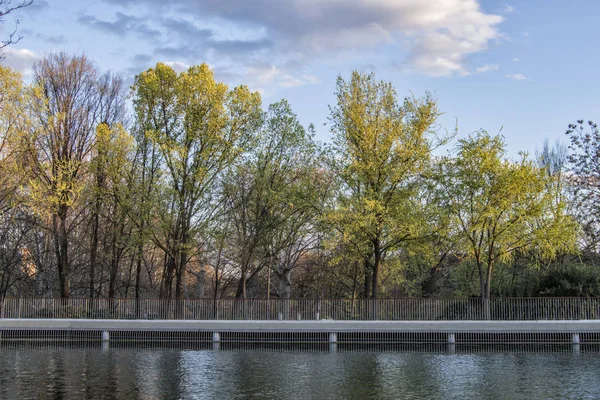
538,263,600,297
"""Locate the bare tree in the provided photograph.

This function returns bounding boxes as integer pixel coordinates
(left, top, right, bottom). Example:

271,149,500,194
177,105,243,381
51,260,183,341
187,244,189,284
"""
0,0,33,59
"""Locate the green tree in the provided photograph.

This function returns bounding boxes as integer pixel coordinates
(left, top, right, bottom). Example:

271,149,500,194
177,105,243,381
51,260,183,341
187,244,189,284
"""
327,71,441,298
128,109,163,301
88,123,134,298
0,65,33,298
223,100,331,298
438,131,578,300
0,65,25,215
132,62,262,300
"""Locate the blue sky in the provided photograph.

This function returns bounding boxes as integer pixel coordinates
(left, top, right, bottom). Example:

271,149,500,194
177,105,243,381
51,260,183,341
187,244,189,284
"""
3,0,599,157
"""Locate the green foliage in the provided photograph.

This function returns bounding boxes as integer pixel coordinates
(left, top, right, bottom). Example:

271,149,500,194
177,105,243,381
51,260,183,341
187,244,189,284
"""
0,55,596,301
326,70,442,298
0,65,26,214
132,62,263,298
537,263,600,297
438,131,578,298
487,260,600,298
223,99,331,298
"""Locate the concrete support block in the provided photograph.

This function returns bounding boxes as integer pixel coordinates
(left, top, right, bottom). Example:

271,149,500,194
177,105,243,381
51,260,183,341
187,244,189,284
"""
329,332,337,343
447,343,456,354
212,332,220,342
572,333,580,344
101,330,110,342
447,333,456,344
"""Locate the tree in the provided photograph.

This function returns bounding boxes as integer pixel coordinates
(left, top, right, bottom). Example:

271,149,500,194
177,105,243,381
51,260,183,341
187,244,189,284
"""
437,131,577,301
127,109,163,302
565,120,600,251
327,71,441,299
132,62,262,300
223,100,331,298
0,65,25,215
21,53,126,298
0,0,33,59
87,122,134,298
0,65,32,298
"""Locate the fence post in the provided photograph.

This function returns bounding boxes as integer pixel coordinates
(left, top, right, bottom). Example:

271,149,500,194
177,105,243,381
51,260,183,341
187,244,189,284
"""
18,298,22,319
316,299,321,320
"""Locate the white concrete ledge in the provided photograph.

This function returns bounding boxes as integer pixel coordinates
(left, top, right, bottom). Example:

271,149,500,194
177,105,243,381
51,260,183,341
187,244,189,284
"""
1,319,600,332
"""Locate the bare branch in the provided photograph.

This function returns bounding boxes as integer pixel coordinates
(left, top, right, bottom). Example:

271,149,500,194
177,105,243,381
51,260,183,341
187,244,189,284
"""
0,0,34,59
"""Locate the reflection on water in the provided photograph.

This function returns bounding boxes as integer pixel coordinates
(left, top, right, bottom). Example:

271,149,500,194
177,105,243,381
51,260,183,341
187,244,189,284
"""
1,345,599,399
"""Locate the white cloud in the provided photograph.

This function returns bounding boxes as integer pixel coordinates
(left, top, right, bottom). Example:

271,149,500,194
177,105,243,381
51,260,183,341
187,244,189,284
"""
164,61,190,73
245,64,319,90
301,74,319,85
103,0,504,78
512,57,519,62
502,4,518,14
523,32,530,37
475,64,499,73
506,73,529,81
2,48,40,78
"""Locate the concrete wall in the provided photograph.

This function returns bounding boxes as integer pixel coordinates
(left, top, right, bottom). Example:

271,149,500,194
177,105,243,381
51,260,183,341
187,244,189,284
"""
1,319,600,332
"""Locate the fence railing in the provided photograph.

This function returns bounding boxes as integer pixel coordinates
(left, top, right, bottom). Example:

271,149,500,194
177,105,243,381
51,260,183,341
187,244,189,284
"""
1,298,600,321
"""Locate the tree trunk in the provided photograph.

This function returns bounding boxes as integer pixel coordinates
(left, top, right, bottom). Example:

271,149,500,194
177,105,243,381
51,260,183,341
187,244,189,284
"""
160,254,176,299
236,274,247,299
174,247,186,318
371,242,381,300
175,247,186,300
476,256,493,319
278,267,292,299
235,251,253,299
134,245,143,317
55,209,70,298
477,257,486,299
485,260,493,299
89,208,99,298
108,233,119,299
363,258,371,299
195,269,205,298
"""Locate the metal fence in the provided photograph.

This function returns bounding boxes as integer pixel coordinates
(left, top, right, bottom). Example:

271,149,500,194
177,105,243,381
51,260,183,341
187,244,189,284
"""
1,297,600,320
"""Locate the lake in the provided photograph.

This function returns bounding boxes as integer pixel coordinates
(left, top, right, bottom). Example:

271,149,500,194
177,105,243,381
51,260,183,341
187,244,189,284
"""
1,345,599,399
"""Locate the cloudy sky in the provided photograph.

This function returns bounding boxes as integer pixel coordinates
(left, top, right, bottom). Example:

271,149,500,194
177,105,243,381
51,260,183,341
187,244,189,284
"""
2,0,599,156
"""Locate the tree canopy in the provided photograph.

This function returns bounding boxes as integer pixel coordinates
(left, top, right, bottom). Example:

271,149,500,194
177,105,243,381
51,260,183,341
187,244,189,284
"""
0,56,592,301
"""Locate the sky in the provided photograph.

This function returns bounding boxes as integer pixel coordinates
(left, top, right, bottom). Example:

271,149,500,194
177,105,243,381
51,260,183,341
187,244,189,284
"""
2,0,599,158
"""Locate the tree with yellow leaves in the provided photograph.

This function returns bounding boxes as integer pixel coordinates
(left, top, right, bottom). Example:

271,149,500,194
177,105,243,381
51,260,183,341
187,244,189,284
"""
87,122,134,299
0,65,25,215
437,131,578,302
132,63,262,301
327,71,442,299
0,65,32,298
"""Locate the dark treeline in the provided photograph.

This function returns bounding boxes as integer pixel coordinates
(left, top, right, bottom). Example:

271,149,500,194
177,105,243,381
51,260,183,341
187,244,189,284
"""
0,53,598,300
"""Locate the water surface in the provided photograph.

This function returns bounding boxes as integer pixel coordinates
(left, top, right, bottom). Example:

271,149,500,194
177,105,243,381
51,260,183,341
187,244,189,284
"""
0,346,598,399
